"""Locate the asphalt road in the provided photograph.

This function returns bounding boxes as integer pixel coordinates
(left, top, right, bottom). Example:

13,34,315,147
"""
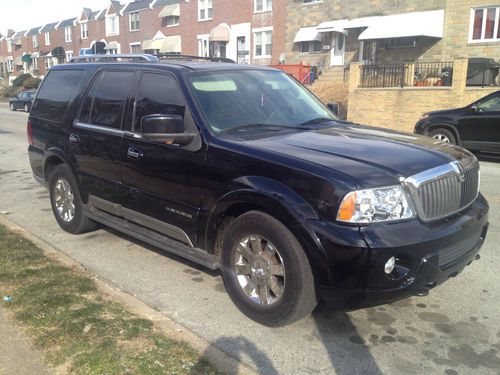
1,104,499,375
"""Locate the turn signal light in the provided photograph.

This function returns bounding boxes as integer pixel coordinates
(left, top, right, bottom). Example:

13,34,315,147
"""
337,191,356,221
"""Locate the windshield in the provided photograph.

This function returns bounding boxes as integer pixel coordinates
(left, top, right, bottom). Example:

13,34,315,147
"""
187,69,337,133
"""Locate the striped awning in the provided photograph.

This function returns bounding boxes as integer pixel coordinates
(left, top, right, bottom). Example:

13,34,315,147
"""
160,35,181,53
159,4,180,18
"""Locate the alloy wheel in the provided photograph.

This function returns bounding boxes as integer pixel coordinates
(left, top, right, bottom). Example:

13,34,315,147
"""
432,133,451,143
53,177,75,223
234,235,286,306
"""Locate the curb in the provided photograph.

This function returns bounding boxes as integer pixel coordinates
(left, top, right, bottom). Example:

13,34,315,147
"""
0,214,257,375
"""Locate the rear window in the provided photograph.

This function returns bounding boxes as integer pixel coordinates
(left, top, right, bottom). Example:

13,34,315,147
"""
31,70,85,122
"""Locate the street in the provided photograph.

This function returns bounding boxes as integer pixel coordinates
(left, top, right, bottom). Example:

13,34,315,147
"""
0,103,499,375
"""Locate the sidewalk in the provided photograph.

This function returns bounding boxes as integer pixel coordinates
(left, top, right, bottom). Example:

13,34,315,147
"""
0,306,51,375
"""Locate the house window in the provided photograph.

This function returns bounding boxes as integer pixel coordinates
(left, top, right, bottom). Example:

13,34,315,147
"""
198,0,213,21
81,23,89,39
166,15,180,26
198,35,210,57
32,35,39,48
254,29,272,58
44,58,54,69
255,0,272,12
33,57,39,70
7,41,12,52
65,27,72,43
470,7,500,42
300,40,322,53
388,37,417,48
7,59,13,72
15,44,21,51
45,32,51,45
106,15,119,36
130,43,142,53
129,12,140,31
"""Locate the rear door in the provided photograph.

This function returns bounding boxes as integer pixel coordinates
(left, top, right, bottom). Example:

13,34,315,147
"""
458,92,500,153
118,71,204,246
70,69,136,202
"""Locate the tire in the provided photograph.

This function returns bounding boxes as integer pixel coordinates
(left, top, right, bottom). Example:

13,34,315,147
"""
49,164,97,234
9,103,15,111
429,128,456,144
24,104,30,113
220,211,317,326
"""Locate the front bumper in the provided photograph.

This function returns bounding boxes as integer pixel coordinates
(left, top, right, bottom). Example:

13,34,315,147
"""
310,193,489,309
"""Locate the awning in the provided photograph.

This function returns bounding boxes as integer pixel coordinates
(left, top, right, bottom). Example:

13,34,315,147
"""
160,35,181,53
358,10,445,40
159,4,180,18
13,39,22,46
345,16,381,29
40,50,52,57
293,26,322,43
104,41,118,50
316,19,349,33
21,54,32,63
142,38,163,50
14,56,23,65
209,23,230,42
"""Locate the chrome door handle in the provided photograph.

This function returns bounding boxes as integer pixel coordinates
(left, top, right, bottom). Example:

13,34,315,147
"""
127,147,143,159
69,134,80,143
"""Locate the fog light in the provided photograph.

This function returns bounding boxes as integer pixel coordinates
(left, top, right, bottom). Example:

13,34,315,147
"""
384,256,396,274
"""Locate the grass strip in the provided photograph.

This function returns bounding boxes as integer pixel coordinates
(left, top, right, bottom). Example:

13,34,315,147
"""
0,224,220,374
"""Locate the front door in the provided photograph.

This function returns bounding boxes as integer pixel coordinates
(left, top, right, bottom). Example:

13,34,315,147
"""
458,92,500,153
119,71,204,245
330,33,345,66
236,36,248,64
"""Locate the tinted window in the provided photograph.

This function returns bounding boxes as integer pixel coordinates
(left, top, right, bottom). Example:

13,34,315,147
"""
80,70,134,129
478,94,500,112
31,70,85,122
134,73,186,131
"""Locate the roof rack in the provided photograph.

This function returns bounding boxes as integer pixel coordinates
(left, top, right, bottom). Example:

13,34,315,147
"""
69,54,159,63
154,54,235,64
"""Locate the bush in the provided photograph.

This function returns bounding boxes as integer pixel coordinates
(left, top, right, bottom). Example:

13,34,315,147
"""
1,85,22,98
23,77,41,89
12,73,32,87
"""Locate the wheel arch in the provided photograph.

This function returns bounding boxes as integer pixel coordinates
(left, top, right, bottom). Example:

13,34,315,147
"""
426,123,461,144
205,177,332,284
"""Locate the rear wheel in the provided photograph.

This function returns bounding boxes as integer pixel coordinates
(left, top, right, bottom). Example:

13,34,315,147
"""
49,164,97,234
9,103,15,111
220,211,317,326
429,128,456,144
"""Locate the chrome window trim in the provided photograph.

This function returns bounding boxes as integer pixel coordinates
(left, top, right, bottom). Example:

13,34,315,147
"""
74,121,125,137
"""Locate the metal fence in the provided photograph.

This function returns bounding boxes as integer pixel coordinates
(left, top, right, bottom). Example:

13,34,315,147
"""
360,61,454,88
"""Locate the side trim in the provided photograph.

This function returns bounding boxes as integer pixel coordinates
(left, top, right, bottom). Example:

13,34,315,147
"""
74,121,125,137
88,195,194,247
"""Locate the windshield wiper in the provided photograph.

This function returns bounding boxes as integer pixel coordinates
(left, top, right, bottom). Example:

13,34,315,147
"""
300,117,336,126
219,123,305,133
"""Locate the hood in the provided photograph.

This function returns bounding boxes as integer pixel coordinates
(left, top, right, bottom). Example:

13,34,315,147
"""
425,107,463,117
244,124,474,188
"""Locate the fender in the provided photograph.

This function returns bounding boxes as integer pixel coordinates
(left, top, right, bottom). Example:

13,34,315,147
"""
44,147,89,202
203,176,333,284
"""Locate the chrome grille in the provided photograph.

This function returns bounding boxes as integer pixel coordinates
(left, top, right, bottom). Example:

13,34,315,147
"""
404,159,479,222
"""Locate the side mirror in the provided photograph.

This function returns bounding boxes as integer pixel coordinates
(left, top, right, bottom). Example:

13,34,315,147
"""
469,105,478,113
140,114,196,145
327,102,340,117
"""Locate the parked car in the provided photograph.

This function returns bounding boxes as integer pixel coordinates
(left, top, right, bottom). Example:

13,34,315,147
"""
28,55,489,326
9,90,37,112
415,90,500,154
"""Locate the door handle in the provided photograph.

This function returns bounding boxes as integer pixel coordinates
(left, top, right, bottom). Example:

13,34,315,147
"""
127,147,144,159
69,134,80,143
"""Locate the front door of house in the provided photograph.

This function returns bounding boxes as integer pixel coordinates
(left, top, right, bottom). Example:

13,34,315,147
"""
237,36,249,64
330,33,345,66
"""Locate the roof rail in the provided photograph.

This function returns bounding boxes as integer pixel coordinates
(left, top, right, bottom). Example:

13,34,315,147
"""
69,54,159,63
154,54,235,64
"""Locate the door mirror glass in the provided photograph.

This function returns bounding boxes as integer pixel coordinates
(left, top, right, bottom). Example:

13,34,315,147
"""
469,105,477,113
327,102,339,116
140,114,196,145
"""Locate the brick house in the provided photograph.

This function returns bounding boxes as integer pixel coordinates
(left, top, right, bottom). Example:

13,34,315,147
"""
0,0,286,83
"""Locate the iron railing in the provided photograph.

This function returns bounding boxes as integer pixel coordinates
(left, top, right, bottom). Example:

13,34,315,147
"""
360,61,454,88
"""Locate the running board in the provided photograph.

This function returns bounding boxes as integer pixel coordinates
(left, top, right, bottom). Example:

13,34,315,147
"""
86,209,219,270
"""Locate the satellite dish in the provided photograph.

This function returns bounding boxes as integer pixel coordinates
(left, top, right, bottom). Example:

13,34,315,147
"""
279,53,286,65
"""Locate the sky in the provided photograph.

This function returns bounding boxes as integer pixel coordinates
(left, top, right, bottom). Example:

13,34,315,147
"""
0,0,112,32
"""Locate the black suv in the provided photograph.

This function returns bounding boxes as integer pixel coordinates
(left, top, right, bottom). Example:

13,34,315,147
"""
28,55,489,326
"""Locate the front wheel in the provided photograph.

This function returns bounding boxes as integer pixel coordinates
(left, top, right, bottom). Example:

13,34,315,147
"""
49,164,97,234
24,104,30,113
9,103,15,111
220,211,317,326
429,128,456,144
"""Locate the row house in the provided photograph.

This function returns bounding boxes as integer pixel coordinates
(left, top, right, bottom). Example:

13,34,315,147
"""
0,0,285,83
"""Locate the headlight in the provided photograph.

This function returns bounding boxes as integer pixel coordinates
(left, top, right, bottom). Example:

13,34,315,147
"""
420,113,430,121
337,185,415,223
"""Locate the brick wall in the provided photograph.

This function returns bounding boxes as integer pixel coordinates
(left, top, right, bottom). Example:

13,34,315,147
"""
346,59,499,133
